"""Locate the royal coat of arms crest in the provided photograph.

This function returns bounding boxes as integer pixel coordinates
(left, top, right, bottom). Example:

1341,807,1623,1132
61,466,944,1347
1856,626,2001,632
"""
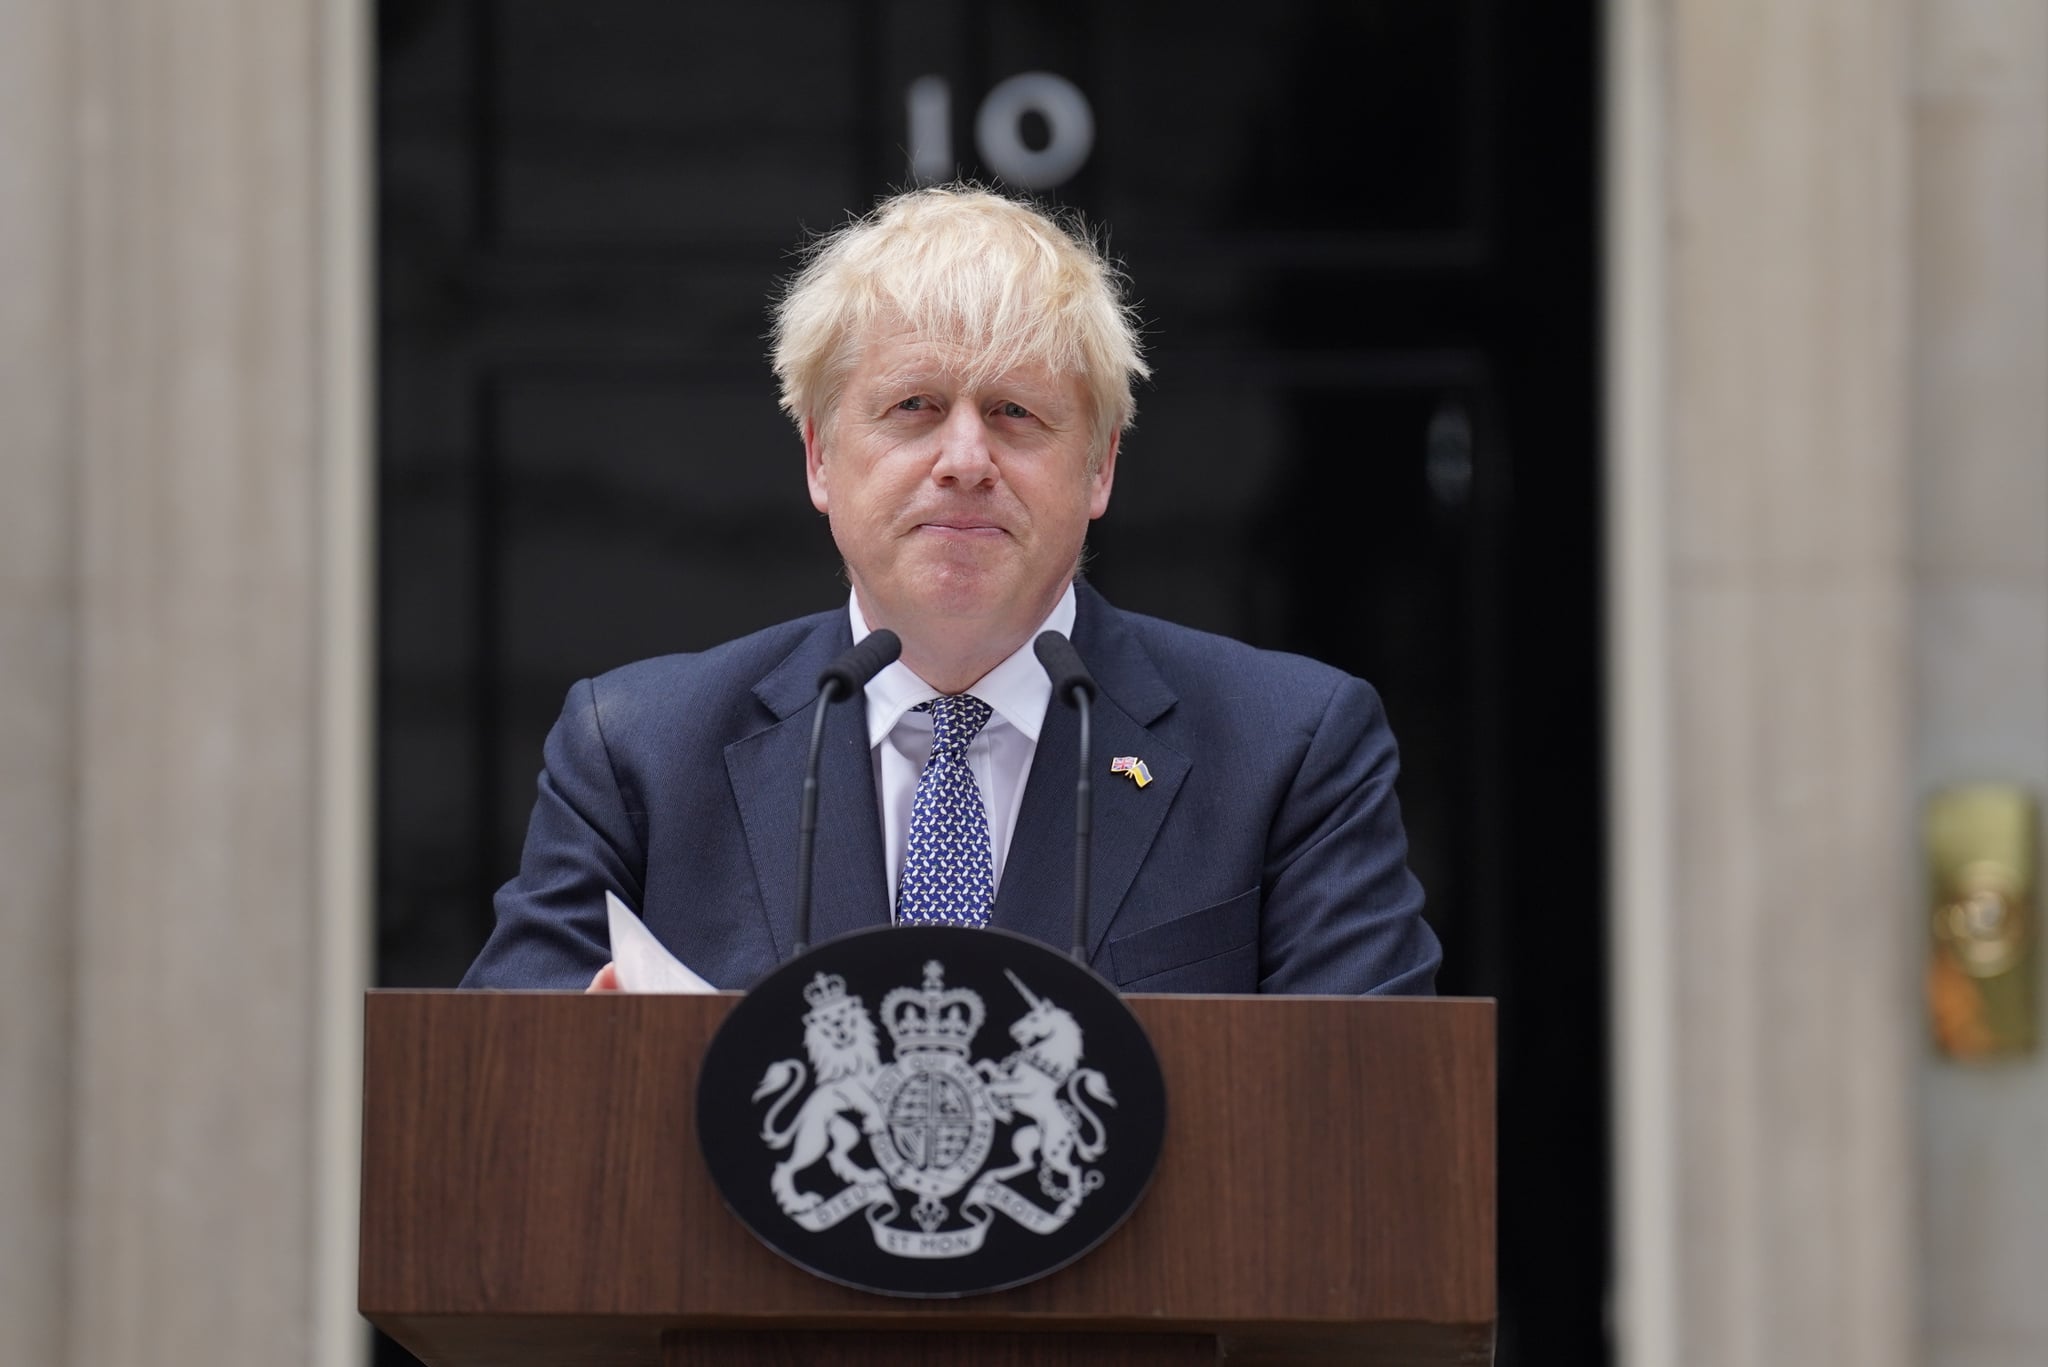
752,959,1117,1259
696,923,1164,1296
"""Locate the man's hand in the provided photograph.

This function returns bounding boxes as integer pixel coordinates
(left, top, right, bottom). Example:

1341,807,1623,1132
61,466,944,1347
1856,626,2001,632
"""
586,962,621,992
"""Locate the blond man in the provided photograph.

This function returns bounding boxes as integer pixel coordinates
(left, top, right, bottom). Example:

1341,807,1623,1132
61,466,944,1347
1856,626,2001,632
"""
465,186,1439,995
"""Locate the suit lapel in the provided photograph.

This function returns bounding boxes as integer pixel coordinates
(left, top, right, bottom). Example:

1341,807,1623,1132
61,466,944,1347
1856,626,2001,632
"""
724,617,892,960
991,584,1188,963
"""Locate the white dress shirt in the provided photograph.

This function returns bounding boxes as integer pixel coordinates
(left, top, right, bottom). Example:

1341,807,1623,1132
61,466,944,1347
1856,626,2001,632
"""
850,584,1076,914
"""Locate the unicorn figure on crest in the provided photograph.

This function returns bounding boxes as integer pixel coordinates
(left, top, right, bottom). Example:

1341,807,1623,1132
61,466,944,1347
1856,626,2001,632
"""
978,970,1116,1207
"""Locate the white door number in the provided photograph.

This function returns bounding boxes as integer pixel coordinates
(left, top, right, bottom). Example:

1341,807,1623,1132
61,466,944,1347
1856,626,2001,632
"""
907,73,1097,191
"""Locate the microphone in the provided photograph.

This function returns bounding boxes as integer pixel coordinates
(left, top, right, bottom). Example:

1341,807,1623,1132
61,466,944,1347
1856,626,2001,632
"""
817,628,903,701
793,629,901,956
1033,631,1098,963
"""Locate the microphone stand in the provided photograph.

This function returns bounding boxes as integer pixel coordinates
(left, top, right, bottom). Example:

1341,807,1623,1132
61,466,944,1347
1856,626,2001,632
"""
1033,630,1098,965
792,689,834,957
1069,684,1092,963
792,628,900,957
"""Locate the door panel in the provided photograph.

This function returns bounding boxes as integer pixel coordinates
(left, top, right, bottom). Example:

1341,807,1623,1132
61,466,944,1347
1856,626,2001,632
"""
377,3,1601,1361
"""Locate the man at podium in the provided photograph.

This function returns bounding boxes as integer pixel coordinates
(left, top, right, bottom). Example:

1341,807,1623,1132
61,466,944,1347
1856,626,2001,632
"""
462,186,1440,997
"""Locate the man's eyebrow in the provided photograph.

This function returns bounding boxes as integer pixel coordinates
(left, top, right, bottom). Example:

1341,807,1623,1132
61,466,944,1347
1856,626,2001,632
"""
867,369,937,395
855,365,1069,408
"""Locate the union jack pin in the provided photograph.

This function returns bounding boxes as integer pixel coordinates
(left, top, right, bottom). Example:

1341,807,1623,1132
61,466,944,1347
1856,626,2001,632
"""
1109,756,1153,788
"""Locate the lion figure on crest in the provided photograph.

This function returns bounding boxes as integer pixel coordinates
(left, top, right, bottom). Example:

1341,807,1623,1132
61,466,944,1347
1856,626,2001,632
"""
980,972,1115,1206
754,975,884,1215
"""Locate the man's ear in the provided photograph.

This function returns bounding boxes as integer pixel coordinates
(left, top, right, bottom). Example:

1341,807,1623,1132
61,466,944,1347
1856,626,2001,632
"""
804,417,829,514
1088,429,1120,520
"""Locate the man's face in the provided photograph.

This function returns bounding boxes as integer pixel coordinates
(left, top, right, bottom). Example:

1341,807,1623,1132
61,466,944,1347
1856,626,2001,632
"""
805,327,1117,658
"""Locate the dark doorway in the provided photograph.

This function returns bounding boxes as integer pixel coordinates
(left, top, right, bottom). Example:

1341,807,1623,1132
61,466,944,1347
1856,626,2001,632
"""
376,3,1603,1363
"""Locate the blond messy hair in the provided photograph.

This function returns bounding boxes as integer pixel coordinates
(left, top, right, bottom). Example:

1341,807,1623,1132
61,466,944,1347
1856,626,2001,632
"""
770,184,1149,461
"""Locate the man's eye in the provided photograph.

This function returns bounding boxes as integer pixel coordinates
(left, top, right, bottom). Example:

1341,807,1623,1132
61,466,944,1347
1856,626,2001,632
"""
896,395,929,412
996,401,1031,419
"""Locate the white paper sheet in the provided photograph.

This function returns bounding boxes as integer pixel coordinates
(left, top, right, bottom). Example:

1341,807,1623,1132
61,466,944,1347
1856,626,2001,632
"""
605,889,716,993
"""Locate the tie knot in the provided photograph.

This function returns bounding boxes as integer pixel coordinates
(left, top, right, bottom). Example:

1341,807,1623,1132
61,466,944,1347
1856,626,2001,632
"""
917,693,993,758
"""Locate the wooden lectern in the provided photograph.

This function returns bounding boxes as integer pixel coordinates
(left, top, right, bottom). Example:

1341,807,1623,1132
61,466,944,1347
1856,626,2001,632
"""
360,992,1494,1366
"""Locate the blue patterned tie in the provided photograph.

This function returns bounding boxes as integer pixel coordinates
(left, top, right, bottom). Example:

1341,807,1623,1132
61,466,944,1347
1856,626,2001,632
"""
896,694,995,928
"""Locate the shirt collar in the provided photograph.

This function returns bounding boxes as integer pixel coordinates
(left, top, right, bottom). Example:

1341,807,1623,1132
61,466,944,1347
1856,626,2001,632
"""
849,584,1077,748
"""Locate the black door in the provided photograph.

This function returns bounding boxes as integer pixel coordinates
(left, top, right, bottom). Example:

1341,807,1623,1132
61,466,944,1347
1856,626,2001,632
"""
377,3,1602,1363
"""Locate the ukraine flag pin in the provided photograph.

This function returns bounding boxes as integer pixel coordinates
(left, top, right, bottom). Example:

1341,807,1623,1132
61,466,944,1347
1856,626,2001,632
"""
1109,756,1153,788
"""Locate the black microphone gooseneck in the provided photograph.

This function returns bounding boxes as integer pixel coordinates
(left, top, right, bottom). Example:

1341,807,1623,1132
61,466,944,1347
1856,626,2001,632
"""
1033,631,1098,963
793,628,901,956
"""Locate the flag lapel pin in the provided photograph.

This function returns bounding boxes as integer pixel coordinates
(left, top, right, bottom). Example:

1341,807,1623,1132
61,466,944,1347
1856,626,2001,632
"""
1109,756,1153,788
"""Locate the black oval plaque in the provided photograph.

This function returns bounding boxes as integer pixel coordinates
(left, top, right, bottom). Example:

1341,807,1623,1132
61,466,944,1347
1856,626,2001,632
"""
697,924,1166,1297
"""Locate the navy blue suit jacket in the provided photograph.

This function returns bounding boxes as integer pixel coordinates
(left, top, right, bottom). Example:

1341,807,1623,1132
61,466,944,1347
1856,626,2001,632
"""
463,583,1440,994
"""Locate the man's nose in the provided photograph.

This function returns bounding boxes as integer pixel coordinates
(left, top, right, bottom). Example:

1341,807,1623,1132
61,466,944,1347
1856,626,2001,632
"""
930,408,997,485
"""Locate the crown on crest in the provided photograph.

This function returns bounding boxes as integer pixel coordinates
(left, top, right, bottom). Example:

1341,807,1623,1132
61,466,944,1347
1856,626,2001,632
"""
803,972,847,1008
801,972,864,1027
881,960,985,1056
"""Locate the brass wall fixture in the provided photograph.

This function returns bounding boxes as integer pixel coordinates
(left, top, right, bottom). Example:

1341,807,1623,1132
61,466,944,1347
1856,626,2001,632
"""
1926,785,2037,1060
